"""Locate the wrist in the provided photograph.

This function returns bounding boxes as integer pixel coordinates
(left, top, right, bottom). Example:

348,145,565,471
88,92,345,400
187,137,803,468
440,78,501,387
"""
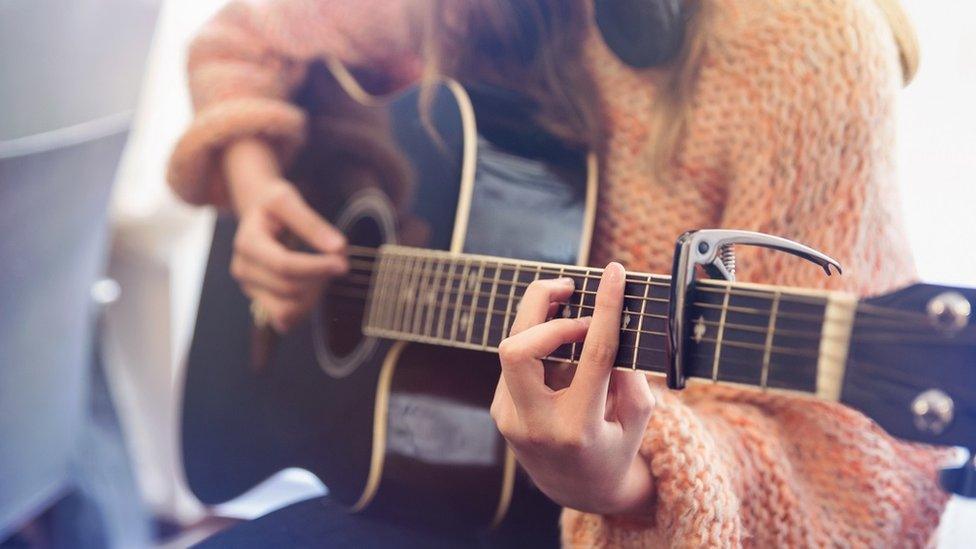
230,176,292,216
223,137,286,215
607,452,655,517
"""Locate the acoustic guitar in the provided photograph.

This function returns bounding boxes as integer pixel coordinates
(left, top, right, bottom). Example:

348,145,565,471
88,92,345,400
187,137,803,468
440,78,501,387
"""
181,60,976,532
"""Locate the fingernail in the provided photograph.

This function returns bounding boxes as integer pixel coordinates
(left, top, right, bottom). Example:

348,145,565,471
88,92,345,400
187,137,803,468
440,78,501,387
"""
556,277,575,287
576,316,593,327
603,262,624,282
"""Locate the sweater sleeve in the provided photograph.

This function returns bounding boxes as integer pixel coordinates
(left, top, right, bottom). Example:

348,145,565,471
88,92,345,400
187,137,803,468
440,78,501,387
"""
712,0,917,296
564,1,949,546
166,0,421,206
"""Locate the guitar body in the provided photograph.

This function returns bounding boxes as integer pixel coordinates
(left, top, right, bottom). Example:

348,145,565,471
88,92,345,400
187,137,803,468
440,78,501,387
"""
181,61,595,531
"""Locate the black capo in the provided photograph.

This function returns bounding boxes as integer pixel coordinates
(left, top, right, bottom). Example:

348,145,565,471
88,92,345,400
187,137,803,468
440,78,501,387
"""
665,230,843,390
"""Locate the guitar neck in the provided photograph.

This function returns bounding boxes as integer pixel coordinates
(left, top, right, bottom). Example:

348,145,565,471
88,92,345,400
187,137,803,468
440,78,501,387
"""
362,245,857,401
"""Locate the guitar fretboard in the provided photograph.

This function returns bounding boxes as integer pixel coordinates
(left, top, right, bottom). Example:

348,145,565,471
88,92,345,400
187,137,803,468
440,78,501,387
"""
362,245,855,399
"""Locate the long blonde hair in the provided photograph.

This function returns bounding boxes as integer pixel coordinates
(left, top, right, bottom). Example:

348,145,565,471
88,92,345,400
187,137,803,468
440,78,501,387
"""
421,0,918,166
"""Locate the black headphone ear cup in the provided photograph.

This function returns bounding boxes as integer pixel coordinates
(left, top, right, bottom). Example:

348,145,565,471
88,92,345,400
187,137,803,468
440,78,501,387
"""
593,0,684,68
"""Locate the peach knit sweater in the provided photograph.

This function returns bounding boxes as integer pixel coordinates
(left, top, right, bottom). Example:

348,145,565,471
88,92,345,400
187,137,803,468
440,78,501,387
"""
168,0,949,546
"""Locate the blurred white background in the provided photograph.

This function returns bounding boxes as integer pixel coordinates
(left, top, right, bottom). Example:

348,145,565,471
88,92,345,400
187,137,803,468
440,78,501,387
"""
898,1,976,285
100,0,975,545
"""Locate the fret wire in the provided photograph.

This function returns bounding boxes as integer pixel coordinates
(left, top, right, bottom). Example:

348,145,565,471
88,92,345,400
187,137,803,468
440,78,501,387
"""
759,291,781,391
424,257,446,338
556,265,567,318
397,254,421,334
711,284,731,383
481,262,502,348
570,269,590,363
379,253,402,331
363,253,383,329
411,255,434,337
370,254,386,330
465,260,487,344
386,254,405,330
529,266,544,331
374,254,394,329
631,273,652,371
450,259,472,342
501,264,521,339
532,264,544,287
436,258,459,340
421,256,440,336
386,254,406,333
481,262,503,348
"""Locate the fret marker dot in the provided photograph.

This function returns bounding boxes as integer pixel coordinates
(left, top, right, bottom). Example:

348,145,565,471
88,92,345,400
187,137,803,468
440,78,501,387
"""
693,315,707,343
562,305,572,318
622,308,632,330
460,312,470,329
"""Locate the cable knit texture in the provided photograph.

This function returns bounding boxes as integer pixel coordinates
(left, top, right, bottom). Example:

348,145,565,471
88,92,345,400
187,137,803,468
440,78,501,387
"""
168,0,949,546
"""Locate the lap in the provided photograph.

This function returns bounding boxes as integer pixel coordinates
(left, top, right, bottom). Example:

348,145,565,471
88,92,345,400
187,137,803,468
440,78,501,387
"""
195,496,559,548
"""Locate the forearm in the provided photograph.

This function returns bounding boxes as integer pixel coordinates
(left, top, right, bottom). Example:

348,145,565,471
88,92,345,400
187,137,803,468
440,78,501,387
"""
167,0,420,207
611,451,656,517
222,137,285,214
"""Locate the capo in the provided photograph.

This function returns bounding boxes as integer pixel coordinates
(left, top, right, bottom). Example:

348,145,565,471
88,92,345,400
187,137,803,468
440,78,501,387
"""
665,229,842,389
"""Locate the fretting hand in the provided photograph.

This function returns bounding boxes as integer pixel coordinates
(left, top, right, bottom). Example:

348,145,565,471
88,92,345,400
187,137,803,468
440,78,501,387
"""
490,263,657,515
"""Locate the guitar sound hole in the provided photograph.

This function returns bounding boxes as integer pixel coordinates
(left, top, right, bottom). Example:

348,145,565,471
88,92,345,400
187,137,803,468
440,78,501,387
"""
322,216,383,358
312,187,396,379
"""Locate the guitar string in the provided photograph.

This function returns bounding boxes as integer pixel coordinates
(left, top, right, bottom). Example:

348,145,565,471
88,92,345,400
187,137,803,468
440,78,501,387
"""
345,284,859,361
328,276,976,349
346,251,923,322
348,246,843,308
357,256,970,333
326,289,965,382
334,261,969,335
330,271,956,338
332,279,864,342
333,250,970,388
338,250,970,337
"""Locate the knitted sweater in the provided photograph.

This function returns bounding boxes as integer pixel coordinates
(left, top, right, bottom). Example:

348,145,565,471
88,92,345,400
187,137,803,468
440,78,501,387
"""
167,0,949,546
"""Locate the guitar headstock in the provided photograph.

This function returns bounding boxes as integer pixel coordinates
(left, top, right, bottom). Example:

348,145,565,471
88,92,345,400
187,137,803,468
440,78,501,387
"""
841,283,975,450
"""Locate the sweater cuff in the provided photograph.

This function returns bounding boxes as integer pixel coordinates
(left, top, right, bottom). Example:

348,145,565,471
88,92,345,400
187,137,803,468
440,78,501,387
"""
167,97,307,207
